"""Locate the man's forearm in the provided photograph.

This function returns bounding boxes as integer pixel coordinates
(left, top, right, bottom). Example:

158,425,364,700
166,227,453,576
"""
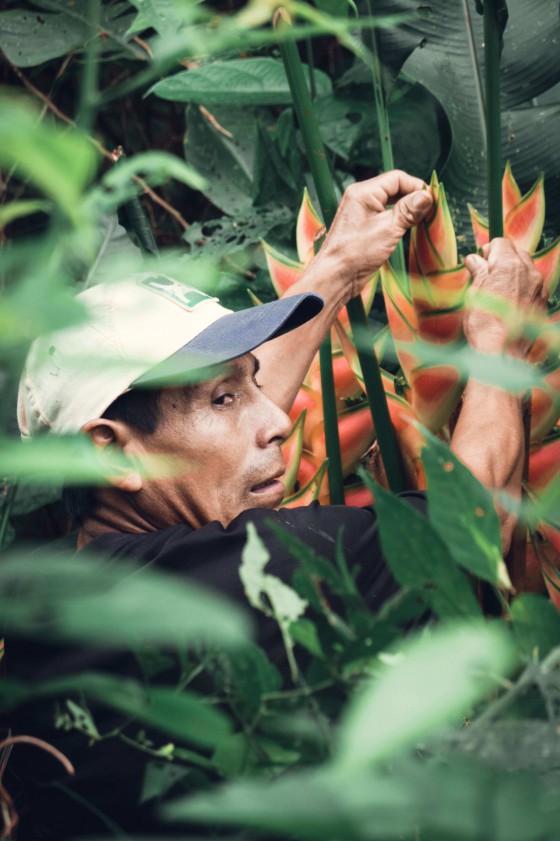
255,252,350,412
254,172,433,412
450,382,524,552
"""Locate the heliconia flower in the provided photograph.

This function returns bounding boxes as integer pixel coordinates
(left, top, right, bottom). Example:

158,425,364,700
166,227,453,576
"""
469,166,546,254
380,262,418,386
288,385,323,450
296,187,325,265
263,192,377,334
533,237,560,298
262,241,304,297
411,264,470,329
343,482,375,507
409,172,457,276
530,366,560,442
528,436,560,491
502,160,523,218
281,457,329,508
410,365,463,432
281,408,306,497
536,539,560,612
310,400,375,477
528,308,560,365
308,349,363,405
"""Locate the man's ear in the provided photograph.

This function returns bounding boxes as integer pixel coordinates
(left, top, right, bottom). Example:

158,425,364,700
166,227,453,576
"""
81,418,143,493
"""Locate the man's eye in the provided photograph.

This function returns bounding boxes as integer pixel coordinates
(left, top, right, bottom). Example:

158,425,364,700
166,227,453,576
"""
213,393,234,406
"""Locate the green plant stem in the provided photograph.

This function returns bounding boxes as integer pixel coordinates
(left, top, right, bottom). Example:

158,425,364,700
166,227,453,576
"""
76,0,101,133
483,0,503,238
278,21,343,504
365,0,406,284
305,37,317,100
277,14,405,495
0,483,17,553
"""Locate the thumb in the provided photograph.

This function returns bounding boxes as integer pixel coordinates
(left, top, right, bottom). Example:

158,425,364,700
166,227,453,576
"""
464,253,488,285
392,190,433,233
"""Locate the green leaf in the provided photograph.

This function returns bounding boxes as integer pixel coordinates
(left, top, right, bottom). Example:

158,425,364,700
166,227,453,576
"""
0,200,51,229
357,330,547,393
84,214,144,288
336,623,514,768
93,151,206,211
0,8,88,67
183,206,293,261
0,436,171,484
183,104,257,215
8,672,231,747
150,58,332,105
241,523,308,628
510,594,560,659
164,743,559,840
0,549,250,647
372,0,560,232
0,96,97,221
361,475,482,619
126,0,198,36
422,431,511,589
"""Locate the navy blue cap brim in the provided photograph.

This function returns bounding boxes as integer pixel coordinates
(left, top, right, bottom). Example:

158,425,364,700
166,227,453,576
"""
134,292,324,387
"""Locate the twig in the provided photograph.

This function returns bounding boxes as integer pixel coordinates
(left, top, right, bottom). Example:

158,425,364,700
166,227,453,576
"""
0,735,74,839
199,106,233,138
4,60,190,231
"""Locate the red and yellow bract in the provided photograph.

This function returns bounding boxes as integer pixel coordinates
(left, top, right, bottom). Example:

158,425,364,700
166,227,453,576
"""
262,168,560,586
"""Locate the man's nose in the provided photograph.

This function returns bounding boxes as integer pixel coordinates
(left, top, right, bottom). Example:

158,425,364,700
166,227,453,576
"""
257,393,292,447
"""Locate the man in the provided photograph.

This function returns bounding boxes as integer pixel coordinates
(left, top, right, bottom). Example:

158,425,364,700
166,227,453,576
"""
10,171,545,836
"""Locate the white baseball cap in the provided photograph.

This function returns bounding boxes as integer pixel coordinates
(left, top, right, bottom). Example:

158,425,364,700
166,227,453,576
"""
18,273,323,437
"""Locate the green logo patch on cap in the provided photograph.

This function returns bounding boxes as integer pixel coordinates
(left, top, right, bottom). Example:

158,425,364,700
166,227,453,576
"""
139,275,216,311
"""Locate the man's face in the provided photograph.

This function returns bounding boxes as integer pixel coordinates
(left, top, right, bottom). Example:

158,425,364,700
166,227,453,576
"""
136,353,292,529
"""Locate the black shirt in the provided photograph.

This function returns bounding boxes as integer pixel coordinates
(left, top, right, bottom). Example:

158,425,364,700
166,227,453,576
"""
5,495,426,838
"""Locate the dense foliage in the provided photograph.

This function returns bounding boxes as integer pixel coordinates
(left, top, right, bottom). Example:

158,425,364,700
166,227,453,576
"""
1,1,560,839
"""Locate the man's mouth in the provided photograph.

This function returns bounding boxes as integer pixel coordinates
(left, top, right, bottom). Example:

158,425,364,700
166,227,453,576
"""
250,471,285,495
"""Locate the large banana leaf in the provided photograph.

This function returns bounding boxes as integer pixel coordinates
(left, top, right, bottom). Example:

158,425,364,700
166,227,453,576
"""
366,0,560,240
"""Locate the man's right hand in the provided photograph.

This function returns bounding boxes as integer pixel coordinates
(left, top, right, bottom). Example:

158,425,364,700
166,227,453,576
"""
314,169,434,303
257,170,433,412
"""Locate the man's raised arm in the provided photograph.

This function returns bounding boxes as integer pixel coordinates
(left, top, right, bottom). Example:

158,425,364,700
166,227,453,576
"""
451,239,547,552
255,170,433,411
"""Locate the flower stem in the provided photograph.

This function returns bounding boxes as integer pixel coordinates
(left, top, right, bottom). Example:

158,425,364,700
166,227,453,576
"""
277,12,405,495
76,0,101,133
483,0,504,238
278,20,343,502
365,0,406,283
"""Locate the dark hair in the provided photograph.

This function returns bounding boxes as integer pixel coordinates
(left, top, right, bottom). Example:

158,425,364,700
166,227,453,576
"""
63,388,163,526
